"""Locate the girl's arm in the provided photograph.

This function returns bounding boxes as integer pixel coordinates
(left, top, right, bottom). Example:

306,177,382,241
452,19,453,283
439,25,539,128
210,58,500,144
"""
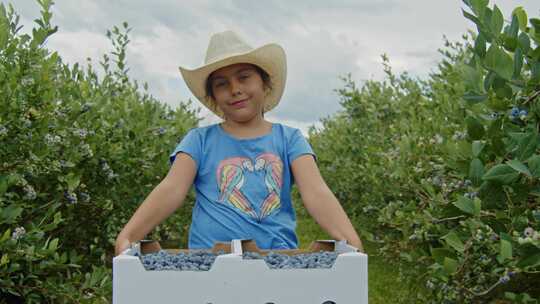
291,155,364,252
114,152,197,256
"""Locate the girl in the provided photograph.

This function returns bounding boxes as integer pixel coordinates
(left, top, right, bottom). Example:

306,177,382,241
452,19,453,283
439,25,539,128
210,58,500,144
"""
114,30,363,255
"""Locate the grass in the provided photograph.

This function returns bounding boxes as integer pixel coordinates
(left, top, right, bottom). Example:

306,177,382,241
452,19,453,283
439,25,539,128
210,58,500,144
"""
296,213,411,303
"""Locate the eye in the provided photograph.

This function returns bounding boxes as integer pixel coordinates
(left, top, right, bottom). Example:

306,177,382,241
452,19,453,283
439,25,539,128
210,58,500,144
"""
213,81,226,88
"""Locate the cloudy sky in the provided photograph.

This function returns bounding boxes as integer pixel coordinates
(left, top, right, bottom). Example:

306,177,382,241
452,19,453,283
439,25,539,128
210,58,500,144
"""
6,0,540,134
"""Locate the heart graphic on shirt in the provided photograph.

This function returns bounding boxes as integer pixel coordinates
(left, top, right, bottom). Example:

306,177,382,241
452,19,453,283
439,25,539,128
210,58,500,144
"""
216,153,283,221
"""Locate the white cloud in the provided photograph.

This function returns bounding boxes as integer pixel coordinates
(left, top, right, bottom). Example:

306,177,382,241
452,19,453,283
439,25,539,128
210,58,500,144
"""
46,30,110,68
129,24,190,79
7,0,540,135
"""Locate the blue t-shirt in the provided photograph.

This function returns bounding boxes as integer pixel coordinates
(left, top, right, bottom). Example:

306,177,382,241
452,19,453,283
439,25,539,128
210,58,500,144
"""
169,122,316,250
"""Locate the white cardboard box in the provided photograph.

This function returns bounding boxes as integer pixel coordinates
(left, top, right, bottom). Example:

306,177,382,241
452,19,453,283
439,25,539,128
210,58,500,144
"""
113,239,368,304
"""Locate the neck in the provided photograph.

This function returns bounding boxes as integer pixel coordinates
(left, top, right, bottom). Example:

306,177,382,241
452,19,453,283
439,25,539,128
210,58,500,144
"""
221,115,271,138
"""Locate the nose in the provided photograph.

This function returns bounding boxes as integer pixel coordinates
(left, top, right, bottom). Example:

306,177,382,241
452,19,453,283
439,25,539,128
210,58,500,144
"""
229,79,242,96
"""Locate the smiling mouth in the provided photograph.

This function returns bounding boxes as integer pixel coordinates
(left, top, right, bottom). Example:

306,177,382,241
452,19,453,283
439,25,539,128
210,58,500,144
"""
231,99,248,106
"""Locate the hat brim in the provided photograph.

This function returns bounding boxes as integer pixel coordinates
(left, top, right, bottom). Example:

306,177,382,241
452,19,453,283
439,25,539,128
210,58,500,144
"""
179,43,287,119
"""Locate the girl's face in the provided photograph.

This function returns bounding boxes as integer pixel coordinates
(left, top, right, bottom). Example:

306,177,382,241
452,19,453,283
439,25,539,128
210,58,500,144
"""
208,63,267,122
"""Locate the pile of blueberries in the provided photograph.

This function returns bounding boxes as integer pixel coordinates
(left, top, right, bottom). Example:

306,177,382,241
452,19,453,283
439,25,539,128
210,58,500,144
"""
243,250,338,269
138,250,339,271
138,250,226,271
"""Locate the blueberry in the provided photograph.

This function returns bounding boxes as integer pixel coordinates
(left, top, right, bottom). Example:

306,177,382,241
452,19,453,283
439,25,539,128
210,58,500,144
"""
511,107,520,117
499,275,510,284
524,227,534,237
140,249,339,271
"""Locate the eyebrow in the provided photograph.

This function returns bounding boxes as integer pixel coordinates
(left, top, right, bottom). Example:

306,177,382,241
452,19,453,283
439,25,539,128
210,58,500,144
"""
209,67,255,82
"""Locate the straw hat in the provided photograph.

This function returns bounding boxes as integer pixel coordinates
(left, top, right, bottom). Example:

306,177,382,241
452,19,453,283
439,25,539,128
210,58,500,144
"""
179,30,287,118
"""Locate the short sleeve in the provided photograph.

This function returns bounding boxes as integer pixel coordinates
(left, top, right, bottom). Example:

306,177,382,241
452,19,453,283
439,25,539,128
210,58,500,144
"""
288,129,317,163
169,129,201,168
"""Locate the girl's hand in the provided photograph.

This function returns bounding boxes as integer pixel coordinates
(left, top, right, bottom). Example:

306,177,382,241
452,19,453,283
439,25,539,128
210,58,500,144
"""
115,237,132,256
349,239,364,253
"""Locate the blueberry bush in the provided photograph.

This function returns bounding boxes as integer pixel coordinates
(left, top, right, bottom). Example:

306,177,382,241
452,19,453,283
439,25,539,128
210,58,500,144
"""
310,1,540,302
0,1,198,302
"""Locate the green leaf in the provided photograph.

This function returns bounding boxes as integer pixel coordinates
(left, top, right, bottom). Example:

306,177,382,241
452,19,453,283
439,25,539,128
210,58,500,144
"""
482,164,520,184
512,7,528,32
527,155,540,178
431,248,455,264
532,61,540,82
64,173,80,192
491,137,506,157
0,254,9,267
0,4,8,50
49,238,59,251
0,176,8,196
43,237,51,250
0,205,23,224
442,231,465,253
472,141,485,157
490,5,504,35
530,18,540,32
513,47,523,78
466,116,485,140
399,252,412,262
474,33,486,57
485,44,514,80
0,174,18,196
518,32,531,53
507,14,519,39
463,9,482,28
462,64,483,92
30,25,58,48
483,71,496,91
473,198,481,216
53,212,63,225
532,36,540,53
470,0,489,18
443,257,459,274
517,252,540,268
453,196,477,215
494,81,513,99
516,132,538,161
505,292,517,301
506,159,531,176
469,158,485,186
1,229,10,242
463,93,487,104
502,35,518,52
500,239,512,260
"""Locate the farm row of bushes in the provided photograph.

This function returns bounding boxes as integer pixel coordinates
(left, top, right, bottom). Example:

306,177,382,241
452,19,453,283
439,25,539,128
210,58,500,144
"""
0,1,198,302
310,1,540,302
